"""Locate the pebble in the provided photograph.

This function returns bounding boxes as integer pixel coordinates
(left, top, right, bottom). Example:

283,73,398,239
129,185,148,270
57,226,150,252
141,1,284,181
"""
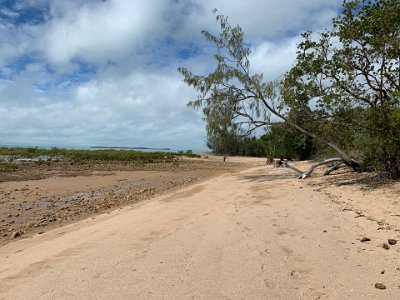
11,231,20,239
375,283,386,290
382,243,390,250
388,239,397,245
360,237,371,242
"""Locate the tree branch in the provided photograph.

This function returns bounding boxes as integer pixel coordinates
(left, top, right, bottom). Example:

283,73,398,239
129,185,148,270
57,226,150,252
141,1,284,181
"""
324,162,347,175
284,158,345,179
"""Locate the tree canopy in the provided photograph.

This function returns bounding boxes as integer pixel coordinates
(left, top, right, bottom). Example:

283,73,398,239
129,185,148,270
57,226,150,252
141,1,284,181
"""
285,0,400,177
179,0,400,178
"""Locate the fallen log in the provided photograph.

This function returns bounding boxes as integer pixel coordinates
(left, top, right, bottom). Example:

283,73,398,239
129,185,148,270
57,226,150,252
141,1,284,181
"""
284,158,345,179
323,162,347,176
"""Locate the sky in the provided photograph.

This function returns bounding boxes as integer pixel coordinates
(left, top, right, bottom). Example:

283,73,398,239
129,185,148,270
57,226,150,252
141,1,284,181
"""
0,0,344,150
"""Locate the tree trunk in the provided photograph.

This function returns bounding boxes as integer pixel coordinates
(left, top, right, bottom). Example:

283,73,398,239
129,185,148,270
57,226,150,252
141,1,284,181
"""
284,158,345,179
268,107,361,172
323,162,347,175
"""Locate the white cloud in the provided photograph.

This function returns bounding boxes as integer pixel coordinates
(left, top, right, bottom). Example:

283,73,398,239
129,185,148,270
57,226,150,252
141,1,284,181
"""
42,0,171,66
230,0,340,37
173,0,342,42
0,8,20,18
0,24,31,67
0,68,205,149
249,37,300,81
0,0,345,150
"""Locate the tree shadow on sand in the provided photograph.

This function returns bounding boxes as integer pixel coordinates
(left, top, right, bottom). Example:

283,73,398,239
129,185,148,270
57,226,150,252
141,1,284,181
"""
240,173,291,182
323,172,396,191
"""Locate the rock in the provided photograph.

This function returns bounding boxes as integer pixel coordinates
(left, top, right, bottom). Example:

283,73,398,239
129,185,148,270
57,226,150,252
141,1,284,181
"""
382,243,390,250
11,231,20,238
388,239,397,245
360,237,371,242
375,283,386,290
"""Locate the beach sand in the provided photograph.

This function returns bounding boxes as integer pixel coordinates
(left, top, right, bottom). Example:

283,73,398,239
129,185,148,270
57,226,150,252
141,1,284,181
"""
1,156,400,298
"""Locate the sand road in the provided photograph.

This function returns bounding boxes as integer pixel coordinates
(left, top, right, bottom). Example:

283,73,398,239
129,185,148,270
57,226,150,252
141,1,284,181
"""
1,165,399,299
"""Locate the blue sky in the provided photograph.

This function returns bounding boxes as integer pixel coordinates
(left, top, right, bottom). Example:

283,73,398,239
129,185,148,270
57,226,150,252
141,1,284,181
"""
0,0,343,150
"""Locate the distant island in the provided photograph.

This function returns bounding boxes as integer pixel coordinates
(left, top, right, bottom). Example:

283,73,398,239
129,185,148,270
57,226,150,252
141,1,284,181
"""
90,146,171,151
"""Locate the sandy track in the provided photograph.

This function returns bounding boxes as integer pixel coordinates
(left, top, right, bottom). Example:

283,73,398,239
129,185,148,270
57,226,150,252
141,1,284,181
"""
1,165,400,299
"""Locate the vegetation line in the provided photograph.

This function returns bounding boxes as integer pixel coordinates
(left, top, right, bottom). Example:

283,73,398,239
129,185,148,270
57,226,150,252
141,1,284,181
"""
0,147,200,166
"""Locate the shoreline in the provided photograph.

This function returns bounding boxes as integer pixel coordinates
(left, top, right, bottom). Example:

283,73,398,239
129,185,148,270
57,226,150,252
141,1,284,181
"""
0,156,265,246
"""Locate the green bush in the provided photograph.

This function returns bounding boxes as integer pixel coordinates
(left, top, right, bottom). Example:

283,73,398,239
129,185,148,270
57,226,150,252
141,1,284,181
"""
0,147,178,163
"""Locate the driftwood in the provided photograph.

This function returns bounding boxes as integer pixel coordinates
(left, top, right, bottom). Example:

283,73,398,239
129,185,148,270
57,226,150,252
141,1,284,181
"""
284,158,346,179
323,162,347,176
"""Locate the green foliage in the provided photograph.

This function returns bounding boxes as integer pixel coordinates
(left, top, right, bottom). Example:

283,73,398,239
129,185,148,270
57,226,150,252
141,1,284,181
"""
0,147,178,164
184,150,201,158
284,0,400,177
178,11,297,159
232,136,265,157
178,12,281,142
261,124,317,161
176,150,201,158
206,125,317,160
0,158,18,171
180,1,400,177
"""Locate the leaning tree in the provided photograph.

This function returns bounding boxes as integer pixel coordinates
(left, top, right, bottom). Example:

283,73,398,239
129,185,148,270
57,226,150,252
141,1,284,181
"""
179,0,400,178
284,0,400,178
